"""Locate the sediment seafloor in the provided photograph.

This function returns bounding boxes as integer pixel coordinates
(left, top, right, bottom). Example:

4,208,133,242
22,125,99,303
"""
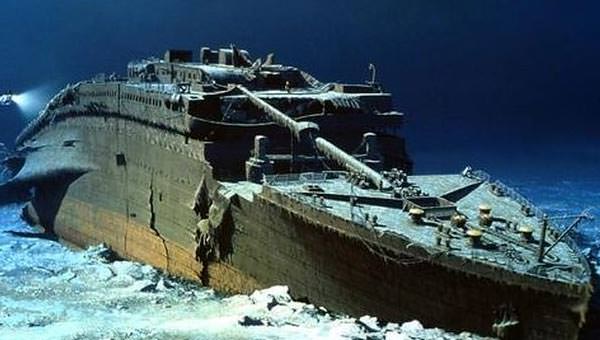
0,203,490,340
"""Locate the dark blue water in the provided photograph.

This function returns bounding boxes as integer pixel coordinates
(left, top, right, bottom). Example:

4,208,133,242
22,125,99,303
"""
515,179,599,245
0,1,598,338
2,1,600,157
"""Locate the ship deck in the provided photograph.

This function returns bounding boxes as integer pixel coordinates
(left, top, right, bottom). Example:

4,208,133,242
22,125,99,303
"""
238,171,592,286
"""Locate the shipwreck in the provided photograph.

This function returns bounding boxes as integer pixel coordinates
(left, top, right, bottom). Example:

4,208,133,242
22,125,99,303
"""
0,46,593,339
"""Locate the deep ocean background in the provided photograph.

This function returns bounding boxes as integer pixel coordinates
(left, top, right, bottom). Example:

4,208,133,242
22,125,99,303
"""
0,1,599,338
1,0,598,181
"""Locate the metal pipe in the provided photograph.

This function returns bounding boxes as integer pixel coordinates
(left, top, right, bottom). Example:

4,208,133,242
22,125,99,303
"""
542,213,590,258
537,216,548,262
315,137,391,190
237,85,318,139
238,85,391,190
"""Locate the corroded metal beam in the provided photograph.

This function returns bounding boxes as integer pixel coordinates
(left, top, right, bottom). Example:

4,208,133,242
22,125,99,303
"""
238,85,391,190
543,211,594,258
237,85,318,139
315,137,391,190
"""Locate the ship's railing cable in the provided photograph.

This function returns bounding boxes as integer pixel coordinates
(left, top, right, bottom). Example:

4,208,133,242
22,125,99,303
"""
543,209,595,258
467,168,544,219
466,168,593,279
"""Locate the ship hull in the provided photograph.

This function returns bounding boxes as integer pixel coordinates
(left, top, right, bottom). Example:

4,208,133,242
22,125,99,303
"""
226,189,588,339
18,116,588,339
21,115,261,293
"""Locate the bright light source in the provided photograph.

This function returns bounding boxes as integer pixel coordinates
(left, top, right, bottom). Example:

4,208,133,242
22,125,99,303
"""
11,86,53,119
0,93,12,106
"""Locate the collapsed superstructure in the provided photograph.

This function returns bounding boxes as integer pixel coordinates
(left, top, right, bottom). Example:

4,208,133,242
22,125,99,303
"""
0,46,593,339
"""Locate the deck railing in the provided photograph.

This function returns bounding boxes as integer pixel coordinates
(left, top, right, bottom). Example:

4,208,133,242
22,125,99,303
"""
468,169,544,219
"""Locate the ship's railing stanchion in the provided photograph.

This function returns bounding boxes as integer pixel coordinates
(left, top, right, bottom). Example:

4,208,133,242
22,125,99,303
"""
467,168,544,219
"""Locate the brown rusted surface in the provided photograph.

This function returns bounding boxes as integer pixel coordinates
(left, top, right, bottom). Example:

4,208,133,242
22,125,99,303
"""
44,196,263,292
54,198,201,280
206,262,262,295
5,47,591,340
226,192,587,339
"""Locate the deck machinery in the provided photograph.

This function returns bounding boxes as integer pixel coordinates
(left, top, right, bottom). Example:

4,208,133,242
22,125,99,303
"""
1,46,593,339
